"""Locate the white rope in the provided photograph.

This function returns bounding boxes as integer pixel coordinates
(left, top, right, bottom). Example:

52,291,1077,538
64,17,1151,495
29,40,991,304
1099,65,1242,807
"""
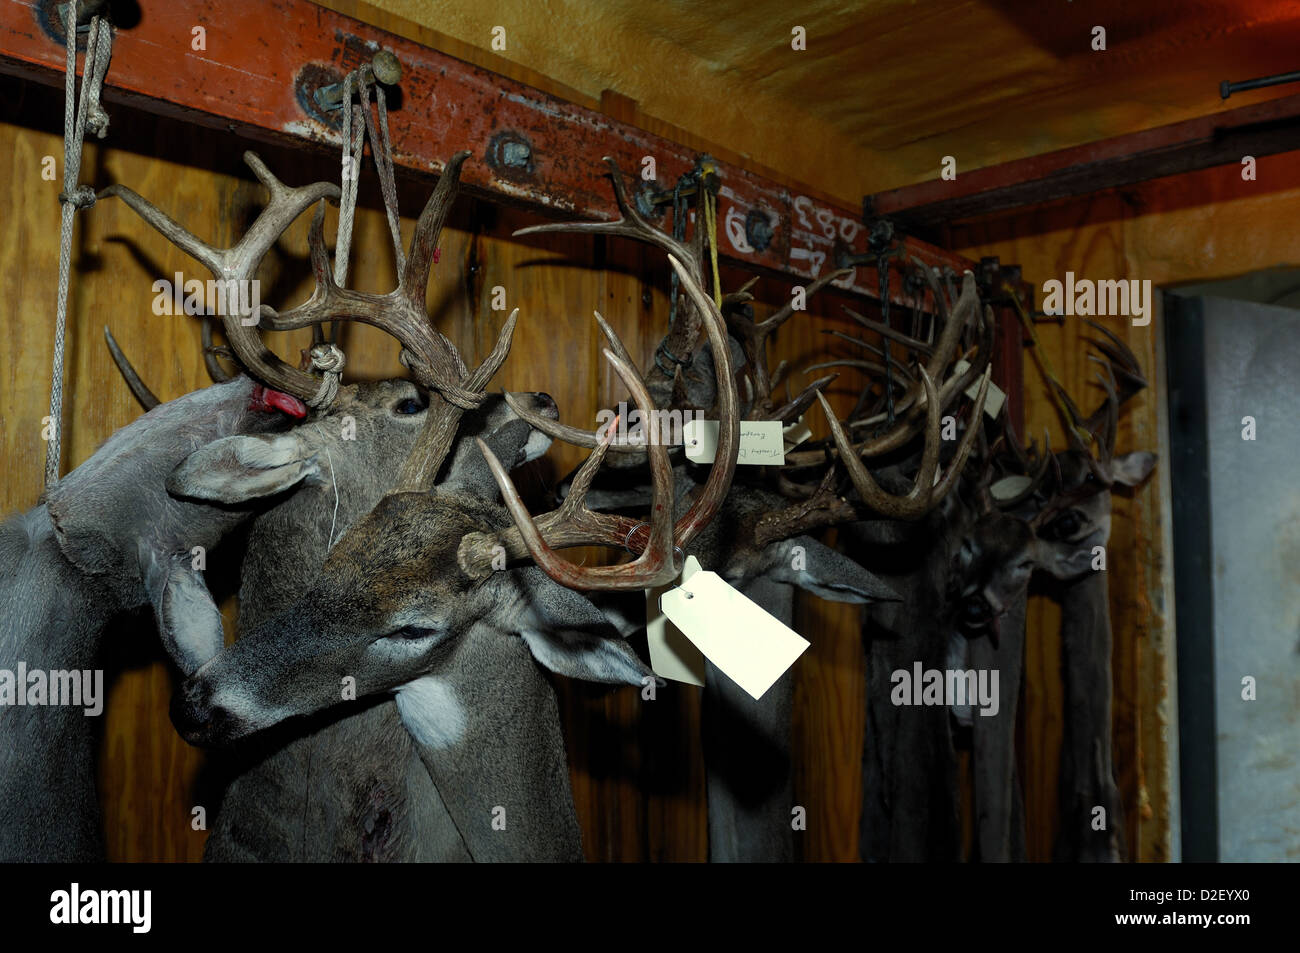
307,63,403,409
46,2,114,487
306,342,345,409
323,446,340,550
333,71,403,284
363,84,405,273
333,70,366,289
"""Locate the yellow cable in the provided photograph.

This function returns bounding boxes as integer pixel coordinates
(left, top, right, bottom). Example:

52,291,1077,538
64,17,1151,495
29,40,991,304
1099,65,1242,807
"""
703,186,722,307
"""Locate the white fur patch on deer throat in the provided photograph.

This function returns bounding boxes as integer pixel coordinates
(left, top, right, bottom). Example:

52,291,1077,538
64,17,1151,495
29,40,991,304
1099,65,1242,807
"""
522,429,553,464
395,676,465,750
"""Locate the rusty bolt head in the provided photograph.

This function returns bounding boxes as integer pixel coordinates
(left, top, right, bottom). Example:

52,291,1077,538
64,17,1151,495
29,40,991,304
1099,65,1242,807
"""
371,50,403,85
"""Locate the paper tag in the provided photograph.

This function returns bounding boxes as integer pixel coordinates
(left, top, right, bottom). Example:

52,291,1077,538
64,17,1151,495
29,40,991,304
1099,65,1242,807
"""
660,570,810,700
990,474,1033,501
644,556,707,686
684,420,785,465
953,359,1006,419
782,416,812,451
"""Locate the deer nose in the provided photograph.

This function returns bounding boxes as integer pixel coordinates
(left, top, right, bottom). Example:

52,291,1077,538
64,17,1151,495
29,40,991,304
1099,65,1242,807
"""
957,594,995,635
170,677,234,747
532,391,558,420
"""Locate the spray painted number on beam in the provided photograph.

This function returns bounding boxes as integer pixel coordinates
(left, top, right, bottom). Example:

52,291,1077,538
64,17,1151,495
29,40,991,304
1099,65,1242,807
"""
789,245,827,277
725,206,755,254
788,246,856,288
793,195,861,243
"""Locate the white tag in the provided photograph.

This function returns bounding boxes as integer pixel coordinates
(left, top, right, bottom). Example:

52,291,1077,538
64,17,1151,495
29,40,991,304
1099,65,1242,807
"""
684,419,785,465
782,416,812,451
644,556,707,686
660,571,810,700
953,359,1005,419
990,474,1033,501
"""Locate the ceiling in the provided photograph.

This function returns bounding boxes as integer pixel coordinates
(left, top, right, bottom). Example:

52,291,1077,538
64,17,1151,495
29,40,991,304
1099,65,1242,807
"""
324,0,1300,209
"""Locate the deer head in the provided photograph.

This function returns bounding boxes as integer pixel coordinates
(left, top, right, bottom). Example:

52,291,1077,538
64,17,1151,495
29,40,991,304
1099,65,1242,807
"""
167,164,743,860
169,158,740,763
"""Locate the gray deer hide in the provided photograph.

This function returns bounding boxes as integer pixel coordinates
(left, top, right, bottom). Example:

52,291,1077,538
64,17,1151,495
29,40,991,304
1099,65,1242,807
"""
571,455,897,863
168,386,572,861
170,469,653,861
0,377,302,861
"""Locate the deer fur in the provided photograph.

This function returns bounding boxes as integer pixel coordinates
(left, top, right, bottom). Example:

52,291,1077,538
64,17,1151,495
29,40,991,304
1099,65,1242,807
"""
0,377,300,861
853,443,1153,863
171,479,652,861
168,388,657,861
575,458,898,862
165,385,558,860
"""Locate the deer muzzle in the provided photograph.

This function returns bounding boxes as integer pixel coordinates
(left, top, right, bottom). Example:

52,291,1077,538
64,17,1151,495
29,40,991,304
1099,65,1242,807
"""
170,675,247,747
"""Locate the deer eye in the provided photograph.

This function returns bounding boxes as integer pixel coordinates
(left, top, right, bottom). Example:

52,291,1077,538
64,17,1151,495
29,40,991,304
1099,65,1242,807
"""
387,625,440,641
1041,509,1084,541
394,397,425,416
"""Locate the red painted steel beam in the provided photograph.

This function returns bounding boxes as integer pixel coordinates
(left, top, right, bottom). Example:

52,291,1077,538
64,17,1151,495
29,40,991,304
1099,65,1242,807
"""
868,91,1300,229
0,0,980,307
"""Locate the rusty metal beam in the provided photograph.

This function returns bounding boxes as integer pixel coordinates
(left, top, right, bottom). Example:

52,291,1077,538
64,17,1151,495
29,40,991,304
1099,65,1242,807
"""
0,0,981,307
867,91,1300,230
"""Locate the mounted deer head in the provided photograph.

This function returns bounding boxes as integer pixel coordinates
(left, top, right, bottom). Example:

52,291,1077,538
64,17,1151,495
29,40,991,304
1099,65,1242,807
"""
169,157,742,860
858,321,1155,863
506,175,994,861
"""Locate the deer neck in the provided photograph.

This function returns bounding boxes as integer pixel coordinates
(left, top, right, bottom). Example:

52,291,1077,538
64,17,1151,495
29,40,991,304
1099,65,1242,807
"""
702,573,796,863
396,621,583,862
0,506,115,861
1054,568,1123,861
855,516,967,862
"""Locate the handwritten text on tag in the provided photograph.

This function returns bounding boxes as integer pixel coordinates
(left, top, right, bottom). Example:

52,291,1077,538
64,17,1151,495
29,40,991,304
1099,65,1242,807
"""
684,419,785,465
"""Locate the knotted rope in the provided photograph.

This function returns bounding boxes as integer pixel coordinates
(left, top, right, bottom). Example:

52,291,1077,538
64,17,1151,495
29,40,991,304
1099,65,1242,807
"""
306,341,346,409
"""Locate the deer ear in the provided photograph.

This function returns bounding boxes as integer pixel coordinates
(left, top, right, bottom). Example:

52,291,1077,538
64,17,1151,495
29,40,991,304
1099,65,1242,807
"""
167,433,320,503
503,567,651,686
764,536,900,604
444,418,537,498
1110,451,1156,487
140,549,225,674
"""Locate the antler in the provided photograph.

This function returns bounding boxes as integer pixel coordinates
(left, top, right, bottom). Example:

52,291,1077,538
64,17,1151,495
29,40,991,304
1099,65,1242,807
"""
727,267,854,420
261,152,489,411
820,364,991,520
100,152,341,404
987,416,1053,508
753,279,996,538
459,254,739,589
514,156,708,394
495,160,713,454
783,271,986,468
1047,320,1147,486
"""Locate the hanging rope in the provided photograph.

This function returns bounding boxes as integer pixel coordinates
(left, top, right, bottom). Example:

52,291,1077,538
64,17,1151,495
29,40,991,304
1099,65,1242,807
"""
360,84,404,274
46,1,114,487
309,64,404,401
877,253,897,427
332,70,366,291
654,174,696,377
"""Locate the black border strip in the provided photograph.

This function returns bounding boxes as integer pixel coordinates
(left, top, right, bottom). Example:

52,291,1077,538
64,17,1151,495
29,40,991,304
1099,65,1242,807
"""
1162,293,1218,862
